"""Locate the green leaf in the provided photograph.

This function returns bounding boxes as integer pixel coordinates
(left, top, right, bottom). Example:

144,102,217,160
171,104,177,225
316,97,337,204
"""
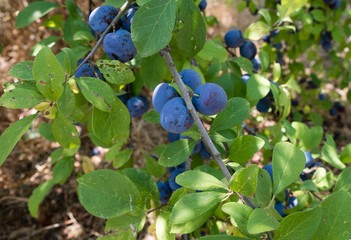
76,77,117,112
73,31,95,41
8,61,34,81
97,60,135,86
156,211,176,240
0,114,38,167
198,236,250,240
38,123,55,142
279,0,308,22
274,206,322,240
142,110,160,124
52,113,80,149
258,9,272,25
28,179,55,218
77,169,142,219
196,40,228,63
272,142,305,195
312,191,351,240
334,168,351,193
143,153,165,178
16,1,60,28
247,208,279,234
175,170,228,192
105,208,146,232
273,62,281,82
123,168,159,202
222,202,253,237
246,74,271,102
230,57,253,75
50,148,64,164
0,82,46,109
229,165,259,196
228,135,265,164
170,0,206,58
312,167,335,192
31,36,61,56
103,0,125,8
291,122,323,150
61,47,77,75
210,98,250,132
137,54,167,90
340,143,351,163
92,101,130,144
53,157,74,184
112,149,133,169
33,47,65,101
170,191,223,225
244,21,270,41
158,139,196,167
131,0,177,57
57,84,76,119
321,134,346,169
255,168,273,207
66,0,83,20
311,9,326,22
259,50,270,72
300,180,319,192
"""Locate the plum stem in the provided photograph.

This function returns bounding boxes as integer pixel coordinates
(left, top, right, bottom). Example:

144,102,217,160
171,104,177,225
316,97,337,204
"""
68,0,135,79
160,48,256,210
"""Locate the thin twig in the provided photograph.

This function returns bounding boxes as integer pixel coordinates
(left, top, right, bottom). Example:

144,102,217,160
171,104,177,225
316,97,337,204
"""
69,0,135,79
147,204,168,214
310,191,323,201
160,48,257,210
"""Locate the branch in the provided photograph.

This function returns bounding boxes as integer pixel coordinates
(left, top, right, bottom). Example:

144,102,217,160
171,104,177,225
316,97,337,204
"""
69,0,135,78
160,48,256,210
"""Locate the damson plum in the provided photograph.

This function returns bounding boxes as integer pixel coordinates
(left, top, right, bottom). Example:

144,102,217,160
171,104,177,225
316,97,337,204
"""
152,83,180,113
275,202,286,217
180,136,201,155
252,57,261,72
75,63,104,80
122,7,137,32
103,30,137,63
126,95,150,118
224,29,245,48
192,83,227,116
169,168,184,191
241,74,250,84
240,41,257,60
88,5,118,34
263,164,273,181
160,97,194,133
198,0,207,11
303,151,314,168
157,181,172,204
179,69,202,91
200,142,211,159
167,132,181,143
256,97,271,113
169,162,185,173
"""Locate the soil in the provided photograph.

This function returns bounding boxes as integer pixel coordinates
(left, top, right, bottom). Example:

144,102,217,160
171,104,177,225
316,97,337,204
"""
0,0,350,239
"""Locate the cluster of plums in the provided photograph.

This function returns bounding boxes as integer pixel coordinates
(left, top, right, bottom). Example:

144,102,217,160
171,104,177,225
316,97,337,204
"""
89,4,138,63
262,30,284,65
320,31,333,51
263,150,323,216
152,69,227,134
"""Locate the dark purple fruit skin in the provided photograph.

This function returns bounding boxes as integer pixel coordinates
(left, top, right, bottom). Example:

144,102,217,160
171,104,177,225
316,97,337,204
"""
240,41,257,60
320,31,332,51
180,136,201,154
75,63,104,80
88,5,118,34
126,95,149,118
263,164,273,181
192,83,227,116
252,57,261,72
200,142,211,159
169,168,184,191
330,0,341,9
157,181,172,204
168,132,181,143
122,7,137,32
198,0,207,11
152,83,180,113
324,0,337,5
256,97,270,113
303,151,314,168
179,69,202,91
224,29,245,48
103,30,137,63
169,162,185,173
241,74,250,84
160,97,194,133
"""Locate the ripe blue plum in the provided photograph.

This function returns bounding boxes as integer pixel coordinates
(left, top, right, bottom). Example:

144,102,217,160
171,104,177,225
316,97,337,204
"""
122,7,137,32
303,151,314,168
192,83,227,116
157,181,172,204
152,83,180,113
200,142,211,159
252,57,261,72
198,0,207,11
126,95,150,118
169,162,185,173
263,164,273,181
241,74,250,84
329,107,337,116
262,34,270,43
168,132,181,143
288,196,298,209
224,29,245,48
240,41,257,60
323,0,337,5
181,136,201,154
75,63,104,80
318,93,326,100
160,97,194,133
275,202,286,217
256,97,271,113
117,93,129,105
330,0,341,9
179,69,202,91
103,30,137,63
88,5,118,34
273,42,282,50
169,168,184,191
320,31,332,51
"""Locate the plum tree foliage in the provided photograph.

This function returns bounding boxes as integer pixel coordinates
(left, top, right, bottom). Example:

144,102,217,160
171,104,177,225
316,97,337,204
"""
1,0,351,239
